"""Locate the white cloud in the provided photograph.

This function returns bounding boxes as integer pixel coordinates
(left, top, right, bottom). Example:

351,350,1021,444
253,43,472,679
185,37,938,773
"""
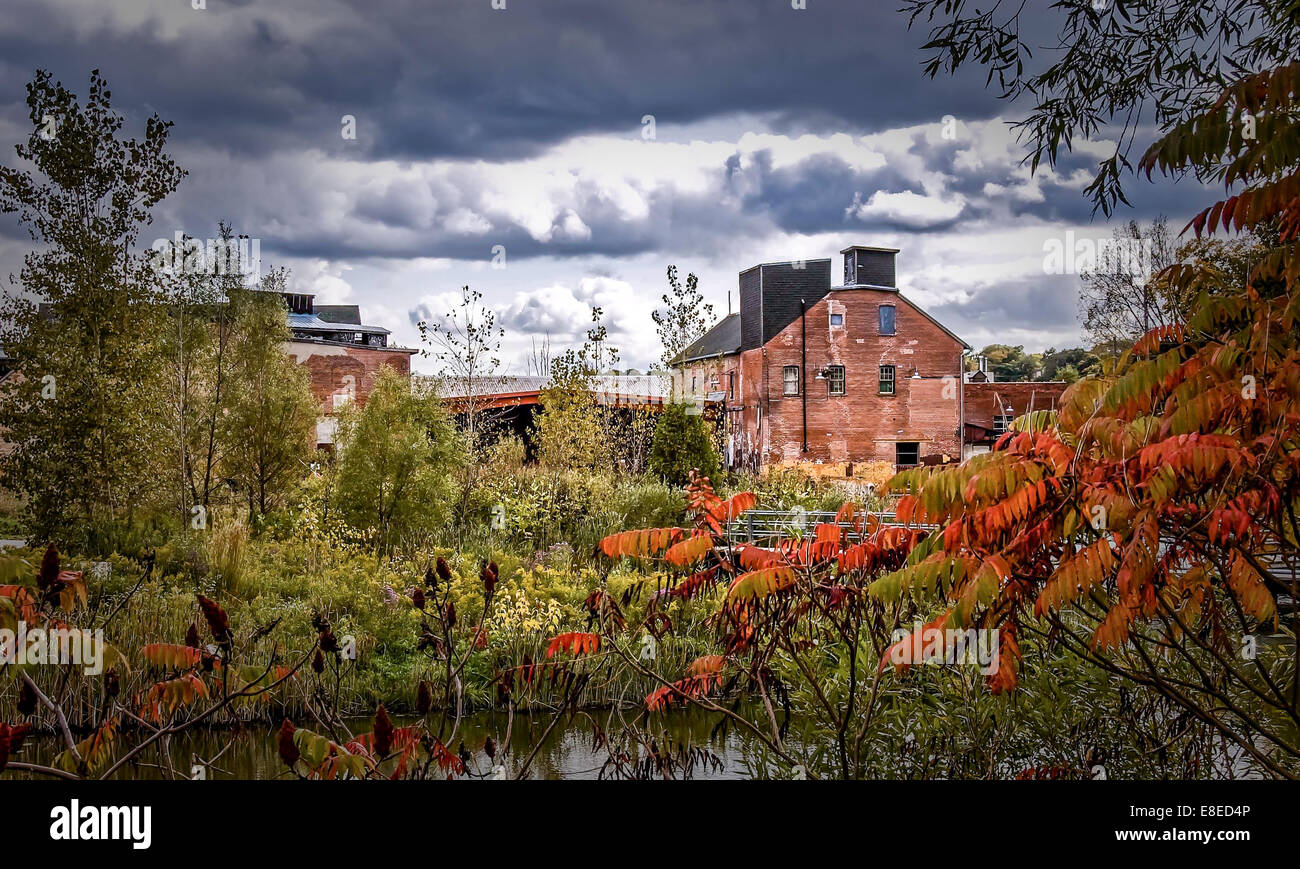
287,259,355,303
848,189,966,227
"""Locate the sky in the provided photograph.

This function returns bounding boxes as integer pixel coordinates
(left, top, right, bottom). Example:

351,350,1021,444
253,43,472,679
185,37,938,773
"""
0,0,1217,373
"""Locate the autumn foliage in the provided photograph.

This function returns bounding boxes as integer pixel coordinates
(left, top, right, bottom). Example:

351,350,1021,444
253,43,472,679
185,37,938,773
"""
863,64,1300,773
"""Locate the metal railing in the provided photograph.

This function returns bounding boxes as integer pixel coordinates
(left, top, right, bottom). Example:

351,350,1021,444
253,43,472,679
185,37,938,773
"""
723,509,918,545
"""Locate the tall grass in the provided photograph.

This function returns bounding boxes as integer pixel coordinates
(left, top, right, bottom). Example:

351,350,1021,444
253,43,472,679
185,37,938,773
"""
207,517,249,596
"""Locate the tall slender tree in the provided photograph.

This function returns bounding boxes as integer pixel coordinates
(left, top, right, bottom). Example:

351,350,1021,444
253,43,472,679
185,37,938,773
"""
416,285,505,451
653,266,714,369
0,69,186,539
219,271,317,520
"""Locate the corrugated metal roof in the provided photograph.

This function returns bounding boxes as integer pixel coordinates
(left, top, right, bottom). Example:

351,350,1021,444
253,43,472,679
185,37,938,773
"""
422,373,672,400
288,313,389,334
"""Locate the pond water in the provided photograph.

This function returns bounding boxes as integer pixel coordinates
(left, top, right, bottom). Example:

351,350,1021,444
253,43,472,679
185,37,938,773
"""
28,709,776,780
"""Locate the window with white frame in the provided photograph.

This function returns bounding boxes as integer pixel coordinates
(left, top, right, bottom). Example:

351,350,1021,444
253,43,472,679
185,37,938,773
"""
783,365,800,396
878,365,895,395
826,365,845,396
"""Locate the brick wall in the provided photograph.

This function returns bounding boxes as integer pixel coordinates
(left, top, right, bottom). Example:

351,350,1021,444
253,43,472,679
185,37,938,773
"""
964,381,1068,429
285,340,414,417
738,289,966,467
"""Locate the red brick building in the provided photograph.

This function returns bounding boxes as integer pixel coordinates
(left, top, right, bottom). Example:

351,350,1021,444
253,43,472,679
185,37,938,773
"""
280,293,416,447
674,246,972,470
962,379,1069,458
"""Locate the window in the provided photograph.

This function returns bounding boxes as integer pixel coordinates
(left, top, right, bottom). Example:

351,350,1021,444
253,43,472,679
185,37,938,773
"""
826,365,845,396
895,442,920,467
878,365,895,395
879,304,896,335
691,375,697,392
993,414,1013,434
727,371,736,400
830,312,844,327
783,365,801,396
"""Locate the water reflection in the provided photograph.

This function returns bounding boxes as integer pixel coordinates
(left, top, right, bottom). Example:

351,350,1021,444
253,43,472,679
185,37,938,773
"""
28,709,770,780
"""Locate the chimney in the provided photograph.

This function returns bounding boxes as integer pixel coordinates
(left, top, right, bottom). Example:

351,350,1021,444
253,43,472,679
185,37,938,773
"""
840,245,898,288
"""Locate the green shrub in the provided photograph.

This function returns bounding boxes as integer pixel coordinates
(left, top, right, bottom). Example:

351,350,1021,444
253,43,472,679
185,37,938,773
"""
612,478,685,528
333,369,463,552
649,402,719,486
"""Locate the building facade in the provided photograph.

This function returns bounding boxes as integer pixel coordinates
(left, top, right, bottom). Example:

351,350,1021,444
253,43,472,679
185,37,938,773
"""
962,380,1069,459
674,246,973,470
278,294,416,448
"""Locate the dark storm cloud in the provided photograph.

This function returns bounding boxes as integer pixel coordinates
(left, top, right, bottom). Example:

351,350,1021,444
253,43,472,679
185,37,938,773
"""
0,0,999,163
733,149,918,234
0,0,1202,266
0,0,1226,361
924,272,1083,346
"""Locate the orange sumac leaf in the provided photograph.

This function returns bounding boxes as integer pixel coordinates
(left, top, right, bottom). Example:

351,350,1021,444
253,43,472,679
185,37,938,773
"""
665,534,714,567
1035,537,1117,615
545,632,601,658
726,566,798,601
142,673,208,722
687,654,726,676
986,622,1021,694
878,612,952,674
708,492,757,524
645,673,722,711
141,643,203,670
599,528,684,560
734,544,785,570
1228,554,1276,623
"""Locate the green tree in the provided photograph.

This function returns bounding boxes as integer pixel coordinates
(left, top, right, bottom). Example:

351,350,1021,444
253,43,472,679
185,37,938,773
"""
653,265,715,368
536,361,610,472
1038,347,1101,382
219,276,317,519
649,402,719,487
0,69,185,540
156,222,248,525
333,367,461,552
535,308,616,472
972,344,1041,382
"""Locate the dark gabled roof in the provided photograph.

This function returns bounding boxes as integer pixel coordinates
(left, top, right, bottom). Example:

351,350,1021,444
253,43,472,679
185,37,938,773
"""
672,313,741,365
314,305,362,325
